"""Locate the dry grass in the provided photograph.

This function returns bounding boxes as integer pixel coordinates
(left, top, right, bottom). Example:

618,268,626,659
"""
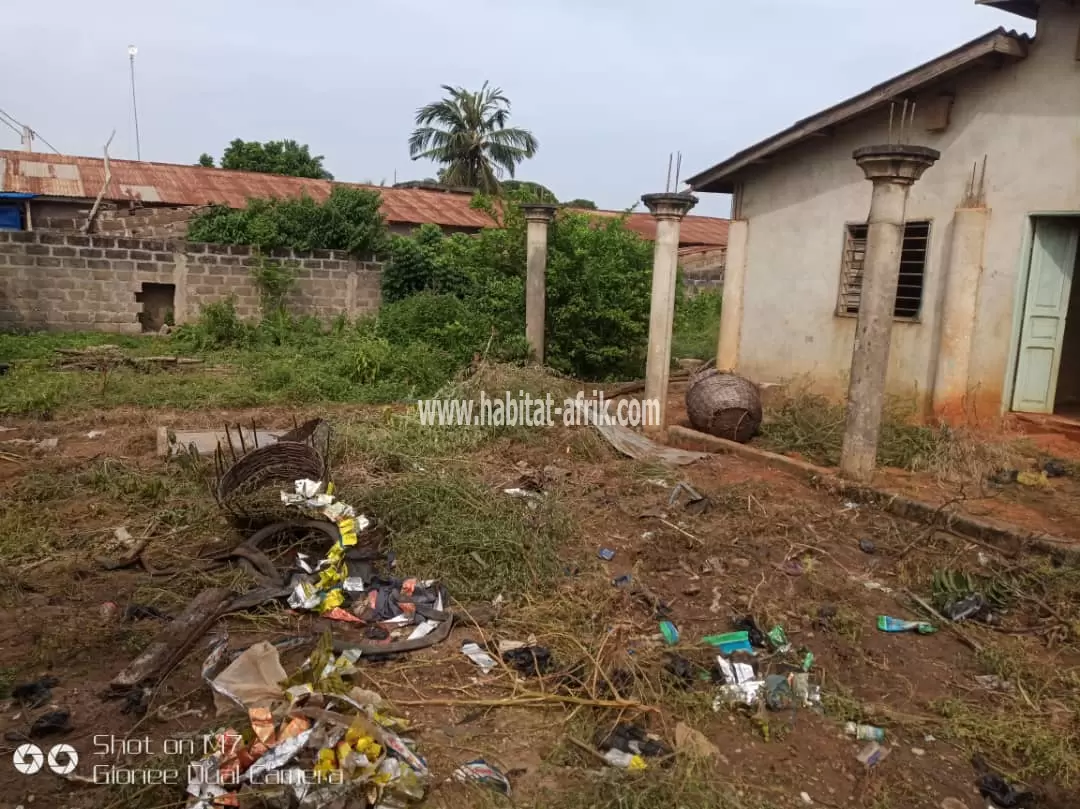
757,389,1029,484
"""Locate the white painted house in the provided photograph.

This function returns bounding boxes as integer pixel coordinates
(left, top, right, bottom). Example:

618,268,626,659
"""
687,0,1080,424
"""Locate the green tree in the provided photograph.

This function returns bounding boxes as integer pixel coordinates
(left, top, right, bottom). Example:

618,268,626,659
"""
501,180,557,203
563,198,597,210
197,153,215,167
213,139,334,180
408,83,538,194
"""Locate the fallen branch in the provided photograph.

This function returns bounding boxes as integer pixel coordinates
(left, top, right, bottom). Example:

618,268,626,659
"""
903,588,984,653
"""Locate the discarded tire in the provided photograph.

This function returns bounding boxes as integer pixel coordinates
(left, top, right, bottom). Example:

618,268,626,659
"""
685,366,762,444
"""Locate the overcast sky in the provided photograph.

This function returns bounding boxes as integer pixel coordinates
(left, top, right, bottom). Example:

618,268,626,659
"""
1,1,1032,218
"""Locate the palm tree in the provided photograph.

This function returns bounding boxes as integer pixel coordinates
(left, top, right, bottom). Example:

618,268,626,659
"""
409,82,538,194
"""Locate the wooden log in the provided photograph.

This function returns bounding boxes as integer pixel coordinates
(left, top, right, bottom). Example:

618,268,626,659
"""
110,587,233,689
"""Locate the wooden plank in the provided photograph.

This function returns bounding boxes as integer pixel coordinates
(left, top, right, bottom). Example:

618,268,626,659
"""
110,587,233,689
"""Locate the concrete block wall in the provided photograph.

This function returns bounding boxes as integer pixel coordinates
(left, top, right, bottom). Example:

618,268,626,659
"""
38,205,203,239
680,247,726,294
0,231,382,333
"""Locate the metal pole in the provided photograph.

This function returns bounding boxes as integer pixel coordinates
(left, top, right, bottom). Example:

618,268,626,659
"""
128,46,142,160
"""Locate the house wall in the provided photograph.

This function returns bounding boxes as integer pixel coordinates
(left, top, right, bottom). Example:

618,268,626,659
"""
680,247,727,294
0,231,381,333
732,3,1080,417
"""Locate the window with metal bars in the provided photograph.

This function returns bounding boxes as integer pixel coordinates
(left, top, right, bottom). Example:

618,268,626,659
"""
837,220,930,319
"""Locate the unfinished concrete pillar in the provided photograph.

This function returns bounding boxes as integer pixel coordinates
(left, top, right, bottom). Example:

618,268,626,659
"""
642,192,698,433
716,219,748,371
840,145,939,482
931,207,989,421
522,204,558,364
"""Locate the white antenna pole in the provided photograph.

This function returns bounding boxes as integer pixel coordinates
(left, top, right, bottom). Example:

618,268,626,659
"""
128,45,142,160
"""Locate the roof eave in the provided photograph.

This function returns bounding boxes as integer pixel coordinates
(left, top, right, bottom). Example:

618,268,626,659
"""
975,0,1038,20
686,29,1029,194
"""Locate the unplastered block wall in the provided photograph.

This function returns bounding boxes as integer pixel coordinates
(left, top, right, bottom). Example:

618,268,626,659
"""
0,231,382,333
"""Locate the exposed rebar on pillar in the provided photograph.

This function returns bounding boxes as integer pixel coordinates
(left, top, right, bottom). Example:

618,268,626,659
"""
521,204,558,364
641,192,698,433
840,144,939,482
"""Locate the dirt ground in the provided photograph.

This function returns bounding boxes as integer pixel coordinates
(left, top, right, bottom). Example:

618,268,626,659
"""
0,402,1078,809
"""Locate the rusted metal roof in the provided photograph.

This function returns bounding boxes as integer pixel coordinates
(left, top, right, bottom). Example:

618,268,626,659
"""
686,28,1031,194
0,150,728,246
621,211,729,247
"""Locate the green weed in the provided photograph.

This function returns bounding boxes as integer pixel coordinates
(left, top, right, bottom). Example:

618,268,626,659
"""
359,470,571,601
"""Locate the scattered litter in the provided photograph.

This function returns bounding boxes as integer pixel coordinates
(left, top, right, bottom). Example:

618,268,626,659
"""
659,621,680,645
1043,459,1069,478
974,755,1034,808
30,710,71,738
668,482,710,515
598,548,616,561
188,634,428,807
732,616,768,648
800,792,813,805
612,574,633,588
704,631,753,655
843,501,859,511
503,487,544,503
877,616,937,635
278,479,454,653
596,723,669,770
12,676,59,709
988,468,1019,485
845,722,885,742
767,625,791,652
453,759,511,795
205,639,288,715
123,603,171,621
86,430,105,439
943,594,989,623
602,748,647,770
674,721,720,759
764,674,793,711
911,747,926,756
664,654,698,688
974,674,1014,693
713,680,764,708
1016,471,1049,488
801,652,814,672
862,580,895,594
859,538,877,554
581,400,706,466
501,645,553,677
857,742,890,768
462,642,498,675
715,655,758,687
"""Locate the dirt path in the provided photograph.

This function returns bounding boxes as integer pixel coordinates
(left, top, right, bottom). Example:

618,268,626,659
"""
0,405,1077,809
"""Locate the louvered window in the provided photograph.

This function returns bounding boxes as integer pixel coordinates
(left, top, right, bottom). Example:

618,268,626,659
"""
837,221,929,319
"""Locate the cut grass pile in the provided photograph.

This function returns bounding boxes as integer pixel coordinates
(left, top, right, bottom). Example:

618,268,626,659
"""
757,390,1027,481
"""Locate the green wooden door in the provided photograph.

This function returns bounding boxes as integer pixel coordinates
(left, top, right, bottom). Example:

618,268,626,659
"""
1012,219,1079,413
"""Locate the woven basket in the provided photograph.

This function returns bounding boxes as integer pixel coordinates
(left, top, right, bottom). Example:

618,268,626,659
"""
685,366,762,444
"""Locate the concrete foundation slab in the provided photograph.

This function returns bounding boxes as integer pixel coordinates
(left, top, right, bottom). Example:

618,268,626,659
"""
156,427,283,458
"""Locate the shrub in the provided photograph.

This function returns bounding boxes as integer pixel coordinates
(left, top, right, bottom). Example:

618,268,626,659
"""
172,297,255,350
673,289,722,360
187,186,388,257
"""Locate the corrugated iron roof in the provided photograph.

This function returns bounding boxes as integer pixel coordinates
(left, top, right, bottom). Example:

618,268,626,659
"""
0,150,728,246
